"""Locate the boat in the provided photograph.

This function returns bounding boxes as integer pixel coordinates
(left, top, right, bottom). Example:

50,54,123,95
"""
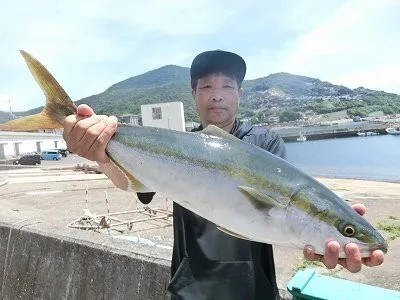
297,133,307,142
357,131,379,137
386,127,400,135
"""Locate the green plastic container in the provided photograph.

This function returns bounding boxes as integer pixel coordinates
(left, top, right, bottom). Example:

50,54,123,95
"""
287,268,400,300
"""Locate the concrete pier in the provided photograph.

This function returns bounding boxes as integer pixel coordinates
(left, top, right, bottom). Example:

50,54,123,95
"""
0,157,399,299
269,121,396,141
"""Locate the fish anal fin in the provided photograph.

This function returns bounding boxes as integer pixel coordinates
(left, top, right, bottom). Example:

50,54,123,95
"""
217,226,250,240
101,156,153,193
201,125,239,140
238,186,284,210
98,161,130,191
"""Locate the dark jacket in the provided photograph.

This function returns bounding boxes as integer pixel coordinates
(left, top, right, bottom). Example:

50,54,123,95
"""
138,120,286,300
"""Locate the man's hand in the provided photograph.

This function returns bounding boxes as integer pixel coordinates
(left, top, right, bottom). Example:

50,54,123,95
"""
303,203,385,273
63,104,118,162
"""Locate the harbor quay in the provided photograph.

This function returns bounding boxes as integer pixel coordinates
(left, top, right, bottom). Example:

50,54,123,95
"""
267,121,399,142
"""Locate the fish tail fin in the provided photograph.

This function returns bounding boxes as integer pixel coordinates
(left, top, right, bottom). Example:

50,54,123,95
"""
0,50,77,132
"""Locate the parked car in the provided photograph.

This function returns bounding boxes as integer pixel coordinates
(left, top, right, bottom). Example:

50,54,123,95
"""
12,154,41,166
40,150,62,160
48,148,69,157
57,148,69,157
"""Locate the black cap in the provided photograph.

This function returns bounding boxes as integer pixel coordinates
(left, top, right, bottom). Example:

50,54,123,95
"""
190,50,246,87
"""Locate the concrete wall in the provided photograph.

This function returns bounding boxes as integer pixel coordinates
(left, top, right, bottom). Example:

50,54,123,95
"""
0,215,292,300
0,215,171,300
141,102,185,131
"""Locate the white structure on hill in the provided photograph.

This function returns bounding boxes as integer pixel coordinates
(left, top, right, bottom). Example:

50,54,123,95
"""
141,102,185,131
0,131,66,159
185,121,200,132
117,114,140,125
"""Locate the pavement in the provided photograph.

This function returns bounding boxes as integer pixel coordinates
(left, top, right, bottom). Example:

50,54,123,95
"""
0,154,399,298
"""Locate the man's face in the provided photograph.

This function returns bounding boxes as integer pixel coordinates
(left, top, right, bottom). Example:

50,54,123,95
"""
192,72,243,129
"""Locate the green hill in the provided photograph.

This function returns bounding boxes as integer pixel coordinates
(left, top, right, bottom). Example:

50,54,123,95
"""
0,111,14,125
8,66,400,125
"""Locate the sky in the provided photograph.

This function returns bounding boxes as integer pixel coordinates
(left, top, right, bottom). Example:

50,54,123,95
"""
0,0,399,112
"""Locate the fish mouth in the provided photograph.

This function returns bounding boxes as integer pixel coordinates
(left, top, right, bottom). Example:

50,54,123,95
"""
359,242,388,256
372,243,388,254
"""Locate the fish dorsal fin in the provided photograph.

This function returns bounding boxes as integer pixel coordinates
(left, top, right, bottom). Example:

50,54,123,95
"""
217,226,250,240
201,125,239,140
238,186,285,210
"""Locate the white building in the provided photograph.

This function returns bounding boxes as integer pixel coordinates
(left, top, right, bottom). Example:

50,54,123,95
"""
0,131,67,159
185,121,200,132
140,102,185,131
117,114,140,125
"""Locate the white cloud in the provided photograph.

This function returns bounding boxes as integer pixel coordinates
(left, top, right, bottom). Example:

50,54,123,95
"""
275,0,400,93
0,0,245,110
330,63,400,92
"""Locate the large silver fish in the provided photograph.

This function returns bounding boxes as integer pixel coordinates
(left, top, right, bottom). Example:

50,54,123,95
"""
0,50,388,258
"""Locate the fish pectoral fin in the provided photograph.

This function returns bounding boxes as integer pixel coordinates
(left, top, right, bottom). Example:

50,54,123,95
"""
201,125,240,140
217,226,250,240
238,186,284,210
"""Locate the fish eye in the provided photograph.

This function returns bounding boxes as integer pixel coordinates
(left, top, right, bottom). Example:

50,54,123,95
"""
343,225,355,237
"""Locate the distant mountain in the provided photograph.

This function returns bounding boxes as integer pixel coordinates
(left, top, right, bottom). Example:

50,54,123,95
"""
13,65,197,123
239,72,400,123
4,67,400,125
74,65,197,121
243,72,352,97
107,65,190,91
0,111,14,125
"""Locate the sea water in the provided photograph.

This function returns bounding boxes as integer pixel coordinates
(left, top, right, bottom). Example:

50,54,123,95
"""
285,135,400,183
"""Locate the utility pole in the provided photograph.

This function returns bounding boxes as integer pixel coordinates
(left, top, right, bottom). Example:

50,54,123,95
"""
9,98,16,120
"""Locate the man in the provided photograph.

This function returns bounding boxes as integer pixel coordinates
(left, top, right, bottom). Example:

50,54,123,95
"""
63,50,384,299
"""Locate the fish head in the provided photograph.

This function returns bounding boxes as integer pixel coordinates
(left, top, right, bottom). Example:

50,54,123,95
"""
288,187,388,258
333,215,388,256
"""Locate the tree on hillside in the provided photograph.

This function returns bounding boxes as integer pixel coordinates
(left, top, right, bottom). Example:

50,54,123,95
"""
279,109,301,122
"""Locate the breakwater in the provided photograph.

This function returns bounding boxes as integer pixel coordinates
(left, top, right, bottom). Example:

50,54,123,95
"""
269,121,397,142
